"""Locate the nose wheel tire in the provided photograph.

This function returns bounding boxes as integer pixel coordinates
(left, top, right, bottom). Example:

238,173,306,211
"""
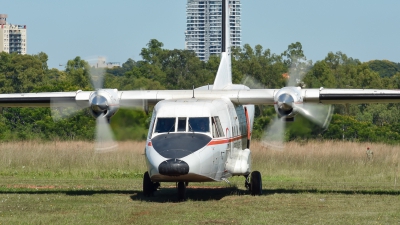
250,171,262,196
177,181,186,201
143,171,158,197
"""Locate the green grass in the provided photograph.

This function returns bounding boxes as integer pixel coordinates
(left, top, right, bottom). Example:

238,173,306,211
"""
0,140,400,224
1,178,399,224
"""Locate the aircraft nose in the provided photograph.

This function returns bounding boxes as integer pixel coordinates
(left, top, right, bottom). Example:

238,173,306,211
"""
158,158,189,176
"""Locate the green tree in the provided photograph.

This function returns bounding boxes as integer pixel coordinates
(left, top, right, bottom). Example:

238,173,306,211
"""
141,39,165,65
232,44,286,89
0,53,46,93
106,58,137,77
304,61,336,88
367,60,400,78
33,52,49,71
351,64,382,89
65,56,91,90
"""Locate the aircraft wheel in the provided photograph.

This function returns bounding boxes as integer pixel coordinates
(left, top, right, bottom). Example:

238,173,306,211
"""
177,181,186,201
143,171,154,197
250,171,262,196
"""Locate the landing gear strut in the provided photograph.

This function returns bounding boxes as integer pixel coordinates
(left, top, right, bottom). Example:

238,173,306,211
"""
177,181,186,201
143,171,160,197
244,174,251,190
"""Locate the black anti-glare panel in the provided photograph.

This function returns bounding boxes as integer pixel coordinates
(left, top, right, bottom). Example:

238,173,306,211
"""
152,133,212,158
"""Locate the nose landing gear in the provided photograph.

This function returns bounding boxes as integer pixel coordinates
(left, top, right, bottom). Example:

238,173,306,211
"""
143,172,189,201
177,181,187,201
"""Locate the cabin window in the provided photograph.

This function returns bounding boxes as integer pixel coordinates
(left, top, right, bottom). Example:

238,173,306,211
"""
177,117,187,131
154,117,176,133
212,116,224,138
188,117,209,132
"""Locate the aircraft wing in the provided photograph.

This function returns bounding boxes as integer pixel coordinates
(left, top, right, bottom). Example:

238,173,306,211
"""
1,88,400,108
0,91,90,108
119,88,400,105
311,89,400,104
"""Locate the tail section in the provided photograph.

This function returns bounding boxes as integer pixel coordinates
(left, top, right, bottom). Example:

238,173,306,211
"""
213,0,232,90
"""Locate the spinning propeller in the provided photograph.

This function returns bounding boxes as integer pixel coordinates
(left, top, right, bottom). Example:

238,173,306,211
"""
51,58,144,152
261,61,333,150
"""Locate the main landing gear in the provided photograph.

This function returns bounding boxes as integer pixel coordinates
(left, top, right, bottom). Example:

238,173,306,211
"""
245,171,262,196
143,171,160,197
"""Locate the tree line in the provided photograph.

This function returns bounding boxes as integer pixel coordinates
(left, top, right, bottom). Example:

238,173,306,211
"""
1,39,400,143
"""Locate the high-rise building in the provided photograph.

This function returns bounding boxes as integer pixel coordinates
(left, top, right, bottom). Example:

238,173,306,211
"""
0,14,27,55
185,0,241,61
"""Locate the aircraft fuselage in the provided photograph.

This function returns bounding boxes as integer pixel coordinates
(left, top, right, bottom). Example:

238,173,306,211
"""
145,98,255,183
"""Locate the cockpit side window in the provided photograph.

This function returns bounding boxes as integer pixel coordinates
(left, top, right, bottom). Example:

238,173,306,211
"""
155,117,176,133
148,110,157,139
188,117,209,132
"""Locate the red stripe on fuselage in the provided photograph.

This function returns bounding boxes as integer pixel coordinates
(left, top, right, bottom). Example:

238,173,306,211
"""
207,135,246,146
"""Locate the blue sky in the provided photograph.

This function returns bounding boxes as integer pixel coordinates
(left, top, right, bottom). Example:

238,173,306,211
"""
3,0,400,69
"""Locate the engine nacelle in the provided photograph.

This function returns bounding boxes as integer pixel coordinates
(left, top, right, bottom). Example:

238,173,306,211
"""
89,89,119,119
274,87,303,119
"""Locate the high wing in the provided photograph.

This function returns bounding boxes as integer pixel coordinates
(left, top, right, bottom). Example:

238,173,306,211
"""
120,88,400,105
1,88,400,108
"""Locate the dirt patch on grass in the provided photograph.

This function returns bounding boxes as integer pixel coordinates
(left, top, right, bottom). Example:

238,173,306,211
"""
197,219,238,224
7,184,59,189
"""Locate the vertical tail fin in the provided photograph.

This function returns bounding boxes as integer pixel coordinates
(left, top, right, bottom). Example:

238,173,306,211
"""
213,0,232,90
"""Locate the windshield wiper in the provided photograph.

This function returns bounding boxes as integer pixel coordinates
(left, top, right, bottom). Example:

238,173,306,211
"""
188,123,194,134
167,125,175,134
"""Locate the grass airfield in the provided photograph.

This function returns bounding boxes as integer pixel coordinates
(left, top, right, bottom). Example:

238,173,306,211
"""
0,141,399,224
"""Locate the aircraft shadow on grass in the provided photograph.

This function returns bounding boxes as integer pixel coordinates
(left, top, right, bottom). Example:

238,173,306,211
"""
130,186,243,202
1,187,399,203
132,187,400,203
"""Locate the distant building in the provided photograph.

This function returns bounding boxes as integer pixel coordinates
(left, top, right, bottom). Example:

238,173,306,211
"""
0,14,27,55
185,0,241,61
91,57,120,68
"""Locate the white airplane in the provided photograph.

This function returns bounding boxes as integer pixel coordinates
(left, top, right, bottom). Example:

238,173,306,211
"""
1,0,400,201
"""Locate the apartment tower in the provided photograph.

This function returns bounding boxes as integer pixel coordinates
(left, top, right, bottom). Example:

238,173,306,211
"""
0,14,27,55
185,0,241,61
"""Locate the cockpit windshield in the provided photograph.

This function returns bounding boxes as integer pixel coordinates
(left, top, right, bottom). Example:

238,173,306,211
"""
154,118,176,133
153,117,210,134
189,117,209,132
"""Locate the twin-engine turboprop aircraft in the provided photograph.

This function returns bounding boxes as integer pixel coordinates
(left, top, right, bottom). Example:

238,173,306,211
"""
1,0,400,200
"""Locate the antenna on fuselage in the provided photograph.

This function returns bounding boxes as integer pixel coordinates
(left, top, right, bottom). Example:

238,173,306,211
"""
192,85,195,98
